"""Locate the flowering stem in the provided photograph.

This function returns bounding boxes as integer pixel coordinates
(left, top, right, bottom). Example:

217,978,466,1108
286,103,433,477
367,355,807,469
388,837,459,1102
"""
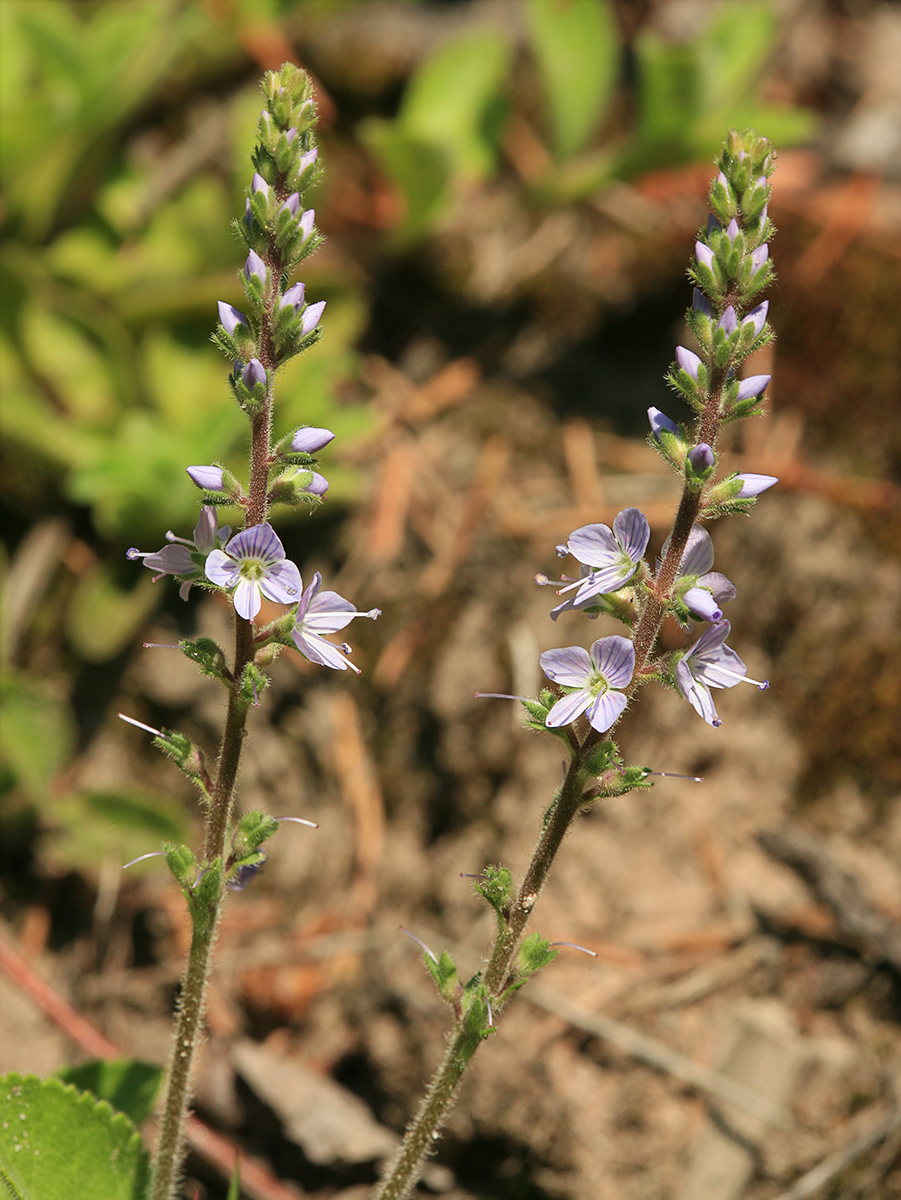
375,758,585,1200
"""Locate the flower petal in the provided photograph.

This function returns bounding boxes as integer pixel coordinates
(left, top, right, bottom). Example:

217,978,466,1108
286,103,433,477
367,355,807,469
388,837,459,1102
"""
612,508,650,562
205,549,239,587
233,578,261,621
260,558,302,604
566,523,618,568
228,523,285,566
679,526,715,577
586,689,627,733
539,646,591,687
589,635,635,690
545,688,593,728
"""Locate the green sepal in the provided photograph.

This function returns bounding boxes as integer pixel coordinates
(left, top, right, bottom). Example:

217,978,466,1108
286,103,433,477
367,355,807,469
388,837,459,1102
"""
179,637,230,684
240,265,267,312
190,857,223,936
234,811,279,854
700,497,758,520
164,841,197,892
503,932,558,998
425,949,460,1005
267,466,325,509
211,324,257,364
721,397,766,424
582,739,616,779
688,254,724,300
709,174,737,224
238,662,268,709
473,865,513,928
459,977,495,1052
151,728,210,793
684,449,716,492
231,363,268,415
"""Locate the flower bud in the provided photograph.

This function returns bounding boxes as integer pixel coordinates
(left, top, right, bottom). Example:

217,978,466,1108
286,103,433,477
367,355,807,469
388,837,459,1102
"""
300,299,325,336
291,426,335,454
244,249,267,286
279,282,305,313
187,465,225,492
735,473,778,497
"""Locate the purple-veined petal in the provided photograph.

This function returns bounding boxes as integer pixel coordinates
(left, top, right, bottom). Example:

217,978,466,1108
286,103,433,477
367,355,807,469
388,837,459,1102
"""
699,571,736,603
678,527,715,576
585,689,628,733
193,506,219,554
539,645,591,688
233,578,261,621
676,658,721,726
545,688,593,728
590,635,635,690
612,508,650,562
143,545,196,575
204,549,239,587
227,522,286,567
567,523,618,568
259,558,302,605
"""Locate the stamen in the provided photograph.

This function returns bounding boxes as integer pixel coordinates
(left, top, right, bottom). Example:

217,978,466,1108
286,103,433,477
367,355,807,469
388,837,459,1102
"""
118,712,165,738
400,926,438,963
719,666,769,689
474,692,529,701
122,851,166,870
486,998,494,1026
275,816,319,829
549,941,598,957
555,544,568,558
643,770,705,782
460,872,487,880
143,643,179,649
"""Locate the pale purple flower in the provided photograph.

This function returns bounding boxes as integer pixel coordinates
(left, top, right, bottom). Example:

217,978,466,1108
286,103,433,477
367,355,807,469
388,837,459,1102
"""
303,471,328,496
675,346,702,379
736,473,778,497
279,282,305,313
187,465,225,492
557,508,650,605
127,506,230,600
736,374,770,401
205,523,301,621
675,620,767,727
724,218,740,242
296,147,318,178
662,526,735,625
695,241,715,271
291,571,380,673
749,244,769,274
218,302,248,336
299,209,315,240
244,249,267,286
539,636,635,733
693,288,714,318
251,172,269,197
687,443,715,473
279,193,300,219
291,426,334,454
300,300,326,336
241,359,267,391
743,301,768,340
718,306,739,336
649,407,680,442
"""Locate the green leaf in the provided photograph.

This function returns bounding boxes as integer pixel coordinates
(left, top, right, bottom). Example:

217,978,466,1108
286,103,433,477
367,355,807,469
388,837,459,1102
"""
226,1158,241,1200
525,0,619,159
359,120,450,237
0,674,75,802
0,1073,150,1200
47,788,192,874
401,29,511,181
55,1059,163,1128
